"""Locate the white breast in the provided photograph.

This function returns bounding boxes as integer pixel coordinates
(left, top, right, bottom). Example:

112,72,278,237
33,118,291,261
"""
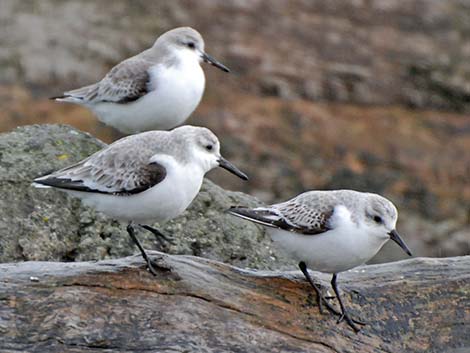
149,60,206,124
92,58,206,133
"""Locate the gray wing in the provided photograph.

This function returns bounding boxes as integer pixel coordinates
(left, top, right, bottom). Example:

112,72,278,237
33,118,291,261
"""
230,195,334,235
34,133,167,195
61,58,153,104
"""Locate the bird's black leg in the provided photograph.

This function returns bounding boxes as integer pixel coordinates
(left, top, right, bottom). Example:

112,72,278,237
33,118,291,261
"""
331,273,365,332
299,261,339,315
127,223,158,276
299,262,365,329
139,224,174,249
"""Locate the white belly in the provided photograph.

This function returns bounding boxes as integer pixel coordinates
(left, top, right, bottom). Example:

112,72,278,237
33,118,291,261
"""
92,63,205,133
66,163,205,224
269,226,388,274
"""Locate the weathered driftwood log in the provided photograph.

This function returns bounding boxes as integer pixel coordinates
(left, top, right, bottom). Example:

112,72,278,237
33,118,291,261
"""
0,253,468,353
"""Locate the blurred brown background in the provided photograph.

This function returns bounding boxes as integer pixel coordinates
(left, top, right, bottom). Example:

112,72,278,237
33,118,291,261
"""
0,0,469,260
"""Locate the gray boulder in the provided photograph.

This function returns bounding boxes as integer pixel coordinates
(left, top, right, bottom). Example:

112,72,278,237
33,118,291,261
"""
0,124,293,269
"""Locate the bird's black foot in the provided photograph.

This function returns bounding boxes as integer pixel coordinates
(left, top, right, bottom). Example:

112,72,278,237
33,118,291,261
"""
336,310,365,333
319,296,365,327
127,223,168,276
142,255,172,276
145,258,159,276
331,273,366,333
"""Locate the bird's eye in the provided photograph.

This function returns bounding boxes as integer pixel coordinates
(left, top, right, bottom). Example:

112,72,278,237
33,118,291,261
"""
187,42,195,49
374,216,383,224
205,144,213,151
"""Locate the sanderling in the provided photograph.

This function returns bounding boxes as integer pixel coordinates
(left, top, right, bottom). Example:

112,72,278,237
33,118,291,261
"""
229,189,412,332
51,27,230,134
34,125,247,275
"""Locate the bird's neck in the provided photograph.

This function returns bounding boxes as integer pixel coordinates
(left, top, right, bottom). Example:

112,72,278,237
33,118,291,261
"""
173,50,201,69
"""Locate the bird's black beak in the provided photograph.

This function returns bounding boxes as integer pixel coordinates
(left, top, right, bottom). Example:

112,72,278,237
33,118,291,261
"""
218,157,248,180
201,52,230,73
388,229,413,256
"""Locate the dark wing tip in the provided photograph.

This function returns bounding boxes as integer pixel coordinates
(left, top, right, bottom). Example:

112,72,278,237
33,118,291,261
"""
49,95,67,100
227,206,250,217
227,206,258,221
33,176,53,186
33,176,98,194
33,176,75,189
227,207,283,229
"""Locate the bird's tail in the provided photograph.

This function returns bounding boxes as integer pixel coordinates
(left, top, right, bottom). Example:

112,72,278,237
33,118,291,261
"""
50,83,98,103
31,170,55,189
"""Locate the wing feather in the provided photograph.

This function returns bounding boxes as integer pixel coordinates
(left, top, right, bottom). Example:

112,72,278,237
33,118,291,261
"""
34,132,169,195
229,203,333,235
60,58,153,104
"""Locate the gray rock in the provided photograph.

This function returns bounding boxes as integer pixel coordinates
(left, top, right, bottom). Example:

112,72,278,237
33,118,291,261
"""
0,124,294,270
